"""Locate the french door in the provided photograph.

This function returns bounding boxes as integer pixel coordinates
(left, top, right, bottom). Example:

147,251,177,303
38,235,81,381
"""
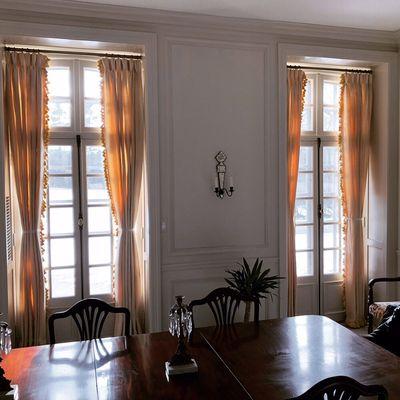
295,138,345,321
44,137,116,309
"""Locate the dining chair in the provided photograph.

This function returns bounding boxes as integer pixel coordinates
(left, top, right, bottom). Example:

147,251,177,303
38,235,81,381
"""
188,287,259,338
289,376,388,400
368,276,400,333
49,298,130,344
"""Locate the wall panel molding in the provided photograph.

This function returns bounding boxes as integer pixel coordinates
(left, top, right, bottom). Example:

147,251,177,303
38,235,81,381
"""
160,36,277,264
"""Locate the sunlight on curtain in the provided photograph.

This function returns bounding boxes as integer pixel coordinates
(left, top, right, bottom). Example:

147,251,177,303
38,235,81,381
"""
99,57,146,334
339,72,373,328
4,51,49,346
287,68,307,317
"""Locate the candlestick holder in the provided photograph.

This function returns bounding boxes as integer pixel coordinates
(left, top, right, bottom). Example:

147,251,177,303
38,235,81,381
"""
165,296,198,376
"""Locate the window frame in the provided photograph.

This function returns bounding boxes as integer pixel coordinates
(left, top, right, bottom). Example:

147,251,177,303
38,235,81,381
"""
46,57,115,309
295,71,343,282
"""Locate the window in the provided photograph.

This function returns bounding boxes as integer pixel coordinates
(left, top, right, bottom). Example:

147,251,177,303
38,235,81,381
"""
44,58,115,306
83,68,102,128
48,66,72,128
295,73,343,278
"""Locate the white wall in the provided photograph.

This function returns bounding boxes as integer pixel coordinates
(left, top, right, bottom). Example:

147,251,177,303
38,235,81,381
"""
368,63,399,301
159,38,280,327
0,1,398,331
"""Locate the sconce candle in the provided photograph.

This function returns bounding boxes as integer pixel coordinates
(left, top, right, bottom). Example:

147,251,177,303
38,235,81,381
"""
214,151,234,199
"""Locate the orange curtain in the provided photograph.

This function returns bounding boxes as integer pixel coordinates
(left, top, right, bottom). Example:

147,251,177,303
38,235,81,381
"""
287,69,307,317
340,72,373,328
99,58,146,334
4,51,49,346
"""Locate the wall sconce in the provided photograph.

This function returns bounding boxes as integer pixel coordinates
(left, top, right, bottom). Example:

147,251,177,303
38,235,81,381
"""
214,151,234,199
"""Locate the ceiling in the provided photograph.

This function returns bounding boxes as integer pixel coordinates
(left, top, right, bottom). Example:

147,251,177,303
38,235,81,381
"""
76,0,400,31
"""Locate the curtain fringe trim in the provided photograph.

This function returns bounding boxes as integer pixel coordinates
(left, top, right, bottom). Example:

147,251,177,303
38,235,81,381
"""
39,55,50,303
338,73,347,315
98,59,118,302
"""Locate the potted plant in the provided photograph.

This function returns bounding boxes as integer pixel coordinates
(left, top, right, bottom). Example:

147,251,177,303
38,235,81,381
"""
225,258,283,323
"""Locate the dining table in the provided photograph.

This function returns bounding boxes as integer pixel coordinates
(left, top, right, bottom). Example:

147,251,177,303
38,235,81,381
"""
2,315,400,399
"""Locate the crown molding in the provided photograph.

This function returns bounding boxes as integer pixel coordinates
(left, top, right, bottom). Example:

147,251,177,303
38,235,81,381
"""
0,0,398,49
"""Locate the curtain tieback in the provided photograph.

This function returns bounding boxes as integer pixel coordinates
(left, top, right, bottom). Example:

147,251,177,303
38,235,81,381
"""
120,227,135,232
346,217,364,226
22,229,40,233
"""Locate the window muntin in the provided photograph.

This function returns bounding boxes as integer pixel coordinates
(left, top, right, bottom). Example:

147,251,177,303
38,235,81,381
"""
295,72,343,278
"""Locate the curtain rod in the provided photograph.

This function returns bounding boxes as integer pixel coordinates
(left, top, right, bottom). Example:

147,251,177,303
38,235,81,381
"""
4,46,143,59
287,65,372,74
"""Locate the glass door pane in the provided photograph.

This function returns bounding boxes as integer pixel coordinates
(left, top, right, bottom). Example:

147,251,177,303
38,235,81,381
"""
295,146,315,278
322,79,340,133
46,145,77,300
83,68,102,128
321,145,343,276
83,144,115,297
301,78,315,132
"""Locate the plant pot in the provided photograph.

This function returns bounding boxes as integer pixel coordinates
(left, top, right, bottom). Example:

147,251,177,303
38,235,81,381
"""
244,301,251,323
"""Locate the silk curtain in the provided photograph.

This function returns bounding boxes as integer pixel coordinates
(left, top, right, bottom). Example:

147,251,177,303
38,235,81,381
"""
98,58,146,334
287,69,307,317
340,72,373,328
4,51,49,346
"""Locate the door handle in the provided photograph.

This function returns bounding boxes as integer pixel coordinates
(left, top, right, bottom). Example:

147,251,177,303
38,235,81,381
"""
318,203,323,219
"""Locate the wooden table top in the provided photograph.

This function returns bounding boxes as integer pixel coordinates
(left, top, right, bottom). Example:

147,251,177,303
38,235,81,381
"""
2,315,400,399
2,331,250,400
2,340,98,400
200,315,400,399
93,332,250,400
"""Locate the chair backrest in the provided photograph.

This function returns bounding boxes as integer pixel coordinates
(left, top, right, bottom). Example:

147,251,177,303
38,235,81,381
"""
189,287,259,333
289,376,388,400
49,298,130,344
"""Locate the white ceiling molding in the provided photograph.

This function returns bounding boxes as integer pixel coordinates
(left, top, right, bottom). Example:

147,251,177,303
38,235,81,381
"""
0,0,398,48
75,0,400,31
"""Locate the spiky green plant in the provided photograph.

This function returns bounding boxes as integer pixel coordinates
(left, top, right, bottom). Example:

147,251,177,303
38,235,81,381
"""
225,258,283,322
